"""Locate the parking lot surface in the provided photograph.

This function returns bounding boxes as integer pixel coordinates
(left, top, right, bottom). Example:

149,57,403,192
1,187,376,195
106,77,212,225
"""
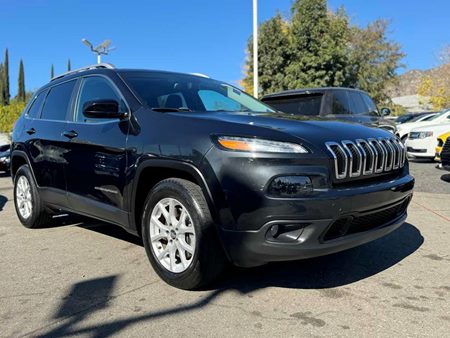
0,162,449,337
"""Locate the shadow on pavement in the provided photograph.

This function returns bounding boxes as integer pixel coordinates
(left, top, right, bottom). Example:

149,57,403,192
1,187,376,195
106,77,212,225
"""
33,221,423,337
0,194,7,211
441,173,450,183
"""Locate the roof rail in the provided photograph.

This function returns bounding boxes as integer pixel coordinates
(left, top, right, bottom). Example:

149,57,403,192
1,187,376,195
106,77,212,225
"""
190,72,210,78
51,63,116,81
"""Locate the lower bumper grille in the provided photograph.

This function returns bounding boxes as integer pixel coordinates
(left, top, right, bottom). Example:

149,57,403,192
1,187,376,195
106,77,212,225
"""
323,197,411,241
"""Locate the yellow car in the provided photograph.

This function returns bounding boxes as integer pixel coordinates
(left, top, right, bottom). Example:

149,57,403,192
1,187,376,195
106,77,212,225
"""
436,132,450,161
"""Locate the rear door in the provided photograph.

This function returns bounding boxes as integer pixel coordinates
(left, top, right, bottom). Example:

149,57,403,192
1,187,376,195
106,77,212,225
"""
25,80,76,206
63,75,130,226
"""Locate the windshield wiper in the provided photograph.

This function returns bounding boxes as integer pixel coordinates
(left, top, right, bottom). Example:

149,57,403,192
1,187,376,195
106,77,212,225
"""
151,107,192,112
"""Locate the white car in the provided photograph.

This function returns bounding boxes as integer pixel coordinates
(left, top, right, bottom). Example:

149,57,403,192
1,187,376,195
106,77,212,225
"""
396,109,450,141
405,123,450,159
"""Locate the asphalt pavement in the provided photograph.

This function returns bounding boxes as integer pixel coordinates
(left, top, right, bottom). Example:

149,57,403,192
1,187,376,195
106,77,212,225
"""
0,162,449,337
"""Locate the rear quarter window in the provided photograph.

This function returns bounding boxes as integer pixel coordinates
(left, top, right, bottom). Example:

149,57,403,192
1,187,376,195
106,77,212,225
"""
26,91,47,119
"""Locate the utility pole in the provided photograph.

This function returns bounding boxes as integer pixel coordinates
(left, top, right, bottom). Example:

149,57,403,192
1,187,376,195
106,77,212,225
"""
252,0,258,98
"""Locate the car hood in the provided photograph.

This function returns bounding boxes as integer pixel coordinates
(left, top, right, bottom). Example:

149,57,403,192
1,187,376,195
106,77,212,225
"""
170,111,393,143
410,122,450,133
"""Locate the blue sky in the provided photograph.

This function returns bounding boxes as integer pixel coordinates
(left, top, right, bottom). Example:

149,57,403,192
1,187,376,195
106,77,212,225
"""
1,0,449,96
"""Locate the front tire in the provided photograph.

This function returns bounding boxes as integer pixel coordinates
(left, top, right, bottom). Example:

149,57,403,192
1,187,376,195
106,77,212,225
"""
14,165,52,228
142,178,226,290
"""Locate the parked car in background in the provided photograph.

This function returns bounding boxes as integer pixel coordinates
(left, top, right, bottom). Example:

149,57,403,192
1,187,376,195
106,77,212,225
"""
0,144,10,174
397,109,450,142
10,64,414,289
261,88,397,133
395,112,435,125
405,124,450,160
440,136,450,171
436,132,450,161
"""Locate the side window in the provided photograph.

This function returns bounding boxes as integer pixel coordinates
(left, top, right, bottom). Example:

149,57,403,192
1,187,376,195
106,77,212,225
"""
349,92,369,115
27,91,47,119
332,91,351,115
41,81,76,121
76,77,124,123
198,90,240,111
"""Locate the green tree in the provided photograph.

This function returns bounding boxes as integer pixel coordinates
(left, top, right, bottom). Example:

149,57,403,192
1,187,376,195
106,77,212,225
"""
240,0,404,104
4,49,10,105
67,58,71,71
0,63,4,106
17,59,26,102
285,0,350,89
241,13,291,95
50,64,54,79
347,20,405,103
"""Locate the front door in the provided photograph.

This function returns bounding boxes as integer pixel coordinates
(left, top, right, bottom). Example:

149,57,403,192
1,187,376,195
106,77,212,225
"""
63,75,130,226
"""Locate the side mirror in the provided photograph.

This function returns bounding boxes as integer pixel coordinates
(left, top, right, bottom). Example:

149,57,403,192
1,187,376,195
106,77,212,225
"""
82,99,127,119
380,107,391,116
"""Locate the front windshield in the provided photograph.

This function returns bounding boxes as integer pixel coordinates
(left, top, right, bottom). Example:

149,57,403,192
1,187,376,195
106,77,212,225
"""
428,109,448,121
120,71,274,113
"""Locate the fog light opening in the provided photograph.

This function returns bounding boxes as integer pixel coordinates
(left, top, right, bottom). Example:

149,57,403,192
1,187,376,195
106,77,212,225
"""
269,224,280,238
267,176,313,197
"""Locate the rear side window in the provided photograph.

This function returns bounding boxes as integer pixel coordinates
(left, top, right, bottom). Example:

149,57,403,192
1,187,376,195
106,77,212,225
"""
332,91,351,115
349,92,369,115
41,80,76,121
27,91,47,118
265,94,322,116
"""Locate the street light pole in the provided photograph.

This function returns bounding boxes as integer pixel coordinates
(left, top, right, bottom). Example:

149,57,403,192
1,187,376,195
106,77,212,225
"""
253,0,258,98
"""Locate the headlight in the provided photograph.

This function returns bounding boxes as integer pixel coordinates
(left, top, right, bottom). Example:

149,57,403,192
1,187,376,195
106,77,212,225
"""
418,131,433,139
217,136,309,153
409,131,433,139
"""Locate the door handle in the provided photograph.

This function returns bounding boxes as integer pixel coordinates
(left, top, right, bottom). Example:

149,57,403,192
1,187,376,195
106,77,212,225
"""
26,128,36,135
62,130,78,139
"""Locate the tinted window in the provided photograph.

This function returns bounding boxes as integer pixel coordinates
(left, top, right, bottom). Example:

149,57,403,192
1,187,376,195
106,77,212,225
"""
349,92,369,115
265,94,322,116
41,81,76,121
27,91,47,118
361,93,377,113
75,77,124,122
332,91,351,114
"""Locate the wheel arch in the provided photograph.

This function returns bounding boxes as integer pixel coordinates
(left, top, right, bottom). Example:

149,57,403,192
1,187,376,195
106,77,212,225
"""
129,159,219,236
10,150,36,183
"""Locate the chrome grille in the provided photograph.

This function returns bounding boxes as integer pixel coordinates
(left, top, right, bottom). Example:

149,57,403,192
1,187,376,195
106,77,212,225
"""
325,137,406,180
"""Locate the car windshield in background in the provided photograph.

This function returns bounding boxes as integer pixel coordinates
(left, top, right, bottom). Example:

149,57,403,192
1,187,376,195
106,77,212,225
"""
264,94,322,116
120,72,274,114
427,109,449,121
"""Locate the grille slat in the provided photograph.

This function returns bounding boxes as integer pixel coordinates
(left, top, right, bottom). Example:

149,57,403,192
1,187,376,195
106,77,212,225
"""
326,137,405,181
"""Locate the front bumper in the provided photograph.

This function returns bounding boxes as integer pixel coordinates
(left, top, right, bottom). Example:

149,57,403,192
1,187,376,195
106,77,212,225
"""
405,138,436,157
219,175,414,267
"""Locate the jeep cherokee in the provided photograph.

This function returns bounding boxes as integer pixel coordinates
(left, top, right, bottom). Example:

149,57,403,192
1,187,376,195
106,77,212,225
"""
11,64,414,289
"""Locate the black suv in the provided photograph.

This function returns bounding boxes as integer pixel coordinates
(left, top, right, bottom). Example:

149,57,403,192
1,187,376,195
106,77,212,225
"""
11,65,414,289
261,88,397,133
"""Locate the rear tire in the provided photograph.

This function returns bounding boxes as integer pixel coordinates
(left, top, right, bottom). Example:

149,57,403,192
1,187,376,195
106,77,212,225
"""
142,178,226,290
14,165,52,228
